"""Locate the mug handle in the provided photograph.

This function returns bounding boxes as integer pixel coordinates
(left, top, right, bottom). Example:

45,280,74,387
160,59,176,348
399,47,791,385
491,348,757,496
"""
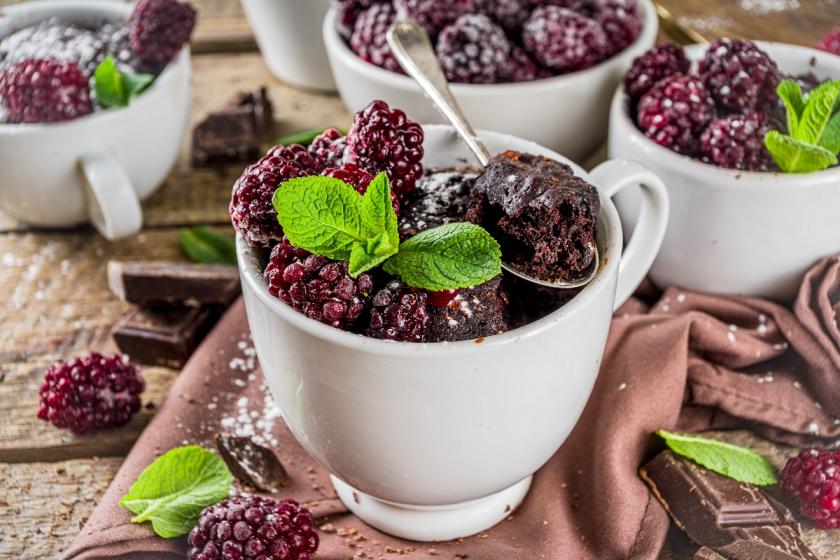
80,152,143,240
589,159,669,310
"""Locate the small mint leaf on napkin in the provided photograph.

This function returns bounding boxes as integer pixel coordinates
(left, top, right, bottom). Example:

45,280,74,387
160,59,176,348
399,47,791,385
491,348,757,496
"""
656,430,778,486
383,223,502,291
179,226,237,265
764,131,838,173
119,445,233,538
93,55,153,108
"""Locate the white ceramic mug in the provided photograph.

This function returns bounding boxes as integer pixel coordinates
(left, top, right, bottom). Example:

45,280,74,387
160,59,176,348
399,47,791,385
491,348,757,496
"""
0,0,191,240
241,0,336,91
609,42,840,301
322,1,658,161
238,125,669,542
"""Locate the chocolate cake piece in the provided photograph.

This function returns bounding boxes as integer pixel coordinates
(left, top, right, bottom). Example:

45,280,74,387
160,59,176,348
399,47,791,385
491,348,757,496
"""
465,151,599,282
399,170,477,239
428,276,509,342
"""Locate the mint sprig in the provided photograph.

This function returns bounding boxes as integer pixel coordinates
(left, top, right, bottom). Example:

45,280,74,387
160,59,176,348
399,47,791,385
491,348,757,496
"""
764,79,840,173
179,226,237,265
119,445,233,538
276,128,345,147
656,430,778,486
272,173,502,290
94,55,154,108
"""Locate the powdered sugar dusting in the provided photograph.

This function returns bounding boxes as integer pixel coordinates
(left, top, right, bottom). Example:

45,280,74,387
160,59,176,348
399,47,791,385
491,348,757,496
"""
739,0,800,14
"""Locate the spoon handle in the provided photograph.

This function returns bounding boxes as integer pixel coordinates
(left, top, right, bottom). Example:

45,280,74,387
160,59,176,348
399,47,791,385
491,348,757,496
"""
386,20,492,167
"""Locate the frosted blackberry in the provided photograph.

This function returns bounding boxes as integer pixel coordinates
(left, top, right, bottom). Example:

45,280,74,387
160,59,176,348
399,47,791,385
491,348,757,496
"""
781,449,840,530
437,15,514,84
230,145,324,247
129,0,196,66
506,47,540,82
367,280,432,342
637,73,715,154
264,238,374,329
699,112,774,171
592,0,642,56
308,127,346,168
187,496,319,560
37,353,144,434
818,27,840,56
345,100,425,199
350,3,403,74
523,6,608,72
323,163,400,214
335,0,386,40
394,0,475,37
475,0,533,34
624,43,690,99
0,58,91,124
698,38,781,112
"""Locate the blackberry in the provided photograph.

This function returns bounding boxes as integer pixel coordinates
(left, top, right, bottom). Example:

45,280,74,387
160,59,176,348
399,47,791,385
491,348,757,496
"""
818,27,840,56
394,0,476,37
264,238,374,329
637,73,715,154
323,163,400,214
624,43,690,99
475,0,534,34
781,449,840,530
345,100,425,199
367,280,432,342
698,38,781,113
350,3,403,74
536,0,583,7
506,47,541,82
230,145,324,247
437,15,515,84
699,112,774,171
37,353,144,434
522,6,608,72
0,58,91,124
592,0,642,56
129,0,196,66
308,127,346,169
335,0,386,41
187,496,319,560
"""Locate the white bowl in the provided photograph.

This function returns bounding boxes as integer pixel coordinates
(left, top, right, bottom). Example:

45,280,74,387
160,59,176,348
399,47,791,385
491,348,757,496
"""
0,0,191,240
238,125,669,541
322,2,658,161
609,42,840,302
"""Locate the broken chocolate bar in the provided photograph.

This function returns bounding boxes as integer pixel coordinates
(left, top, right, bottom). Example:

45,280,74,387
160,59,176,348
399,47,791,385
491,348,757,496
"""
216,434,289,492
640,451,818,560
111,306,219,368
108,261,240,307
227,86,273,136
192,106,261,167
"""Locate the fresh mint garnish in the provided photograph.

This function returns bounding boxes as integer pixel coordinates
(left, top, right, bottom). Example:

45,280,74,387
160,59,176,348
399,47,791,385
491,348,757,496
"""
272,173,502,290
94,55,154,108
765,79,840,173
656,430,778,486
276,128,345,147
179,226,237,265
120,445,233,538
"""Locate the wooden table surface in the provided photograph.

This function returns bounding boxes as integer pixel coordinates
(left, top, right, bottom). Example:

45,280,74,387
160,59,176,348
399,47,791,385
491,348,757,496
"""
1,1,839,558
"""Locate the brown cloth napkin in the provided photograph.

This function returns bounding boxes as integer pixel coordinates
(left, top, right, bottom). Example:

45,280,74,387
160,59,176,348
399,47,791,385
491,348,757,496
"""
65,255,840,560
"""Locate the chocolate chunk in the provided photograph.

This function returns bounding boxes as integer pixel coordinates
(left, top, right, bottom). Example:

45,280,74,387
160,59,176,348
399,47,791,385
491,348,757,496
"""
192,106,261,167
107,261,240,307
466,151,599,282
640,451,818,560
428,276,509,342
216,434,289,492
227,86,273,136
111,306,219,368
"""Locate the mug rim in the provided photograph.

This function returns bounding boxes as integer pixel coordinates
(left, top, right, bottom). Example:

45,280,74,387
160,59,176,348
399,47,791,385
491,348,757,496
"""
321,0,659,95
238,124,624,357
0,0,189,133
611,40,840,187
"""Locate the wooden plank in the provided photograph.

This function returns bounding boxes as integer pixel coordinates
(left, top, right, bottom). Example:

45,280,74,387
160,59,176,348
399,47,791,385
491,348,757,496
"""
0,457,122,559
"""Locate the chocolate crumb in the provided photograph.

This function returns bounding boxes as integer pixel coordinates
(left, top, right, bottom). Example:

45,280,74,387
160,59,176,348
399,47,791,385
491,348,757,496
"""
215,433,289,492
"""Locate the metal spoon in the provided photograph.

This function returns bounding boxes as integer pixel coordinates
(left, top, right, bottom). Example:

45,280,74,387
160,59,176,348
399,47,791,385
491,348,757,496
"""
386,20,599,289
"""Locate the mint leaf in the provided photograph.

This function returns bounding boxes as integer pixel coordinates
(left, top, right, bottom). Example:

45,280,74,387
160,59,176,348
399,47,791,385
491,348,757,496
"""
277,128,344,147
180,226,237,265
656,430,777,486
94,55,154,108
359,172,399,255
349,230,397,276
776,80,805,134
765,130,837,173
273,176,369,260
383,223,501,291
819,111,840,154
797,80,840,145
120,445,233,538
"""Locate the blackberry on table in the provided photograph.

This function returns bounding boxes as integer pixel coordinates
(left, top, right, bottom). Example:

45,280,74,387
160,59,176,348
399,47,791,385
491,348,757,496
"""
698,38,781,113
781,449,840,530
624,43,690,99
523,6,608,72
437,14,515,84
129,0,196,65
636,73,715,154
699,112,774,171
0,58,91,123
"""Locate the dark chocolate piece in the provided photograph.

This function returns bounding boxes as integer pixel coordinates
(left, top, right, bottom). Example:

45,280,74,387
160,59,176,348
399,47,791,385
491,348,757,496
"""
192,106,261,167
428,276,509,342
227,86,273,136
465,151,599,282
640,451,818,560
216,434,289,492
107,261,240,307
111,307,218,368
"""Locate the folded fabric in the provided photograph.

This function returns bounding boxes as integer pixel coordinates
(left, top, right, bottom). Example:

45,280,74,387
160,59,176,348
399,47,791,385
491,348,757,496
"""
65,255,840,560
